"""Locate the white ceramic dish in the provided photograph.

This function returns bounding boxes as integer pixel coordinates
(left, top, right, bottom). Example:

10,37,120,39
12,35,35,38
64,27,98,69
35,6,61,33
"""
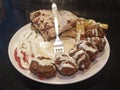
8,23,110,85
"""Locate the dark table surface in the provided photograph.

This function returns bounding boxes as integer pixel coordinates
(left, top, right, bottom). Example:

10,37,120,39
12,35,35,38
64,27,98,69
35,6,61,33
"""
0,7,120,90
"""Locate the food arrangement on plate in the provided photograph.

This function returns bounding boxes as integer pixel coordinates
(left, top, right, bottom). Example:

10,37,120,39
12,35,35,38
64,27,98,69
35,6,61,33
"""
12,9,109,80
4,3,110,84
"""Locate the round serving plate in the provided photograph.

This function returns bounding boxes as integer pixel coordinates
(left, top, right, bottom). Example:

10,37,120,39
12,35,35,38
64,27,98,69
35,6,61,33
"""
8,23,110,85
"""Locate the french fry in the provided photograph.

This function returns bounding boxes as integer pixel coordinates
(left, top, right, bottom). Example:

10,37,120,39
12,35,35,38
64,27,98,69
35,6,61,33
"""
75,19,85,44
87,19,96,24
76,19,85,34
60,28,76,38
99,23,109,29
84,19,96,27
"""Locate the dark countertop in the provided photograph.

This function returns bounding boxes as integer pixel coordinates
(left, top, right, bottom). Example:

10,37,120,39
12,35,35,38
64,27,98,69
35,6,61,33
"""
0,8,120,90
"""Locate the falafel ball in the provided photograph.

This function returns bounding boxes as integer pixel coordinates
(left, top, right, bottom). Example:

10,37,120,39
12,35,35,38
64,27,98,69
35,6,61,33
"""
69,48,91,71
55,54,78,76
29,56,57,79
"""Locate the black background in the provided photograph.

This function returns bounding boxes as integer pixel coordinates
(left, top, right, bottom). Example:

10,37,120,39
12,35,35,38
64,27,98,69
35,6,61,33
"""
0,0,120,90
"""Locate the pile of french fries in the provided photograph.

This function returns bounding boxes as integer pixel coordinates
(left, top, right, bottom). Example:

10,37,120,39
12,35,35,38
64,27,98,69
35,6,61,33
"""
76,18,108,33
61,18,109,40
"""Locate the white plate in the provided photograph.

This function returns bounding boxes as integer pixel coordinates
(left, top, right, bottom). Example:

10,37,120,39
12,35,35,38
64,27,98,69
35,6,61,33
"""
8,23,110,85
